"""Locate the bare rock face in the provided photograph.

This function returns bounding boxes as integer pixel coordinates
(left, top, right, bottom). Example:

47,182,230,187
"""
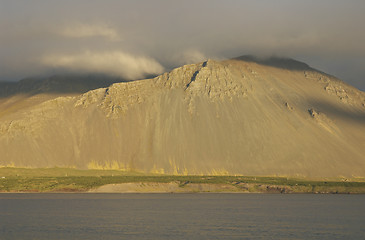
0,56,365,178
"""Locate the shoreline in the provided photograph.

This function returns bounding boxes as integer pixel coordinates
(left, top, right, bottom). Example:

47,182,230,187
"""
1,182,364,194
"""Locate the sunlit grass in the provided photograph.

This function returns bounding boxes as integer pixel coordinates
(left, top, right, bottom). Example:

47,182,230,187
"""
0,167,365,193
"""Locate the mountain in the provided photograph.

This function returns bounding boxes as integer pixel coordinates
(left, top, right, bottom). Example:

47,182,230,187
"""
0,75,123,118
1,56,364,178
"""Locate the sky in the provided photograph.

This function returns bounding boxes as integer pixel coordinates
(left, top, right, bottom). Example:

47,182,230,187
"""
1,0,365,90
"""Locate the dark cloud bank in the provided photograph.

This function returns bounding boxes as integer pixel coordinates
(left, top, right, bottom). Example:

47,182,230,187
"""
0,0,364,90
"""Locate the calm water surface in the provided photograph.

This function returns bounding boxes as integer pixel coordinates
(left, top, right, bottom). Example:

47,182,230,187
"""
0,193,364,240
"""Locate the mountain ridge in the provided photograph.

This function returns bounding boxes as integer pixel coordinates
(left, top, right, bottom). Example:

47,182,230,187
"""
0,56,364,178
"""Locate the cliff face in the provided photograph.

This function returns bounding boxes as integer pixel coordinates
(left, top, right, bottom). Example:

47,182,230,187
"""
1,57,365,178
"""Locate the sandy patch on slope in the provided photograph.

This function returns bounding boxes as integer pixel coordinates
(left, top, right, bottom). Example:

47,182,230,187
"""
89,182,239,193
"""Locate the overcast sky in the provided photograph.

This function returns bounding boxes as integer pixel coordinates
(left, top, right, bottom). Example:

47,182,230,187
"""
1,0,364,90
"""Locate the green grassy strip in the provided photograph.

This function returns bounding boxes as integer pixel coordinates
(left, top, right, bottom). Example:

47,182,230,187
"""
1,168,365,193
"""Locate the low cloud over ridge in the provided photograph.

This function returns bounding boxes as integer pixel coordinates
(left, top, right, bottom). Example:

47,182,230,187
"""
41,51,164,80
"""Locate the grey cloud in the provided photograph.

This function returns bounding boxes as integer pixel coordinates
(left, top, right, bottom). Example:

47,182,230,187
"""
40,51,164,80
0,0,364,90
57,23,122,41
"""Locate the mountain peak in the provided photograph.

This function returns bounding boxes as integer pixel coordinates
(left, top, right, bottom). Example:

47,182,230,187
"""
232,55,312,71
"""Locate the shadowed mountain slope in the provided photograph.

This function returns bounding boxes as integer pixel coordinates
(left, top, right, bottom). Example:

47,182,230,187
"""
1,57,364,178
0,75,124,118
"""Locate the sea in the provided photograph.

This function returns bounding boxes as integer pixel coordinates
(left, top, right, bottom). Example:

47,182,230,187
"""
0,193,364,240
